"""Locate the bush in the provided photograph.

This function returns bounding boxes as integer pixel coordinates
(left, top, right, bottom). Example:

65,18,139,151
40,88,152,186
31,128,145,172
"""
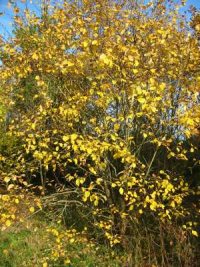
0,0,199,265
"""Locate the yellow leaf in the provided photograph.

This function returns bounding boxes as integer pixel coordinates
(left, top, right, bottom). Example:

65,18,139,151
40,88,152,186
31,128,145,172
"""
170,201,175,208
32,53,39,60
29,207,35,213
83,41,88,47
85,191,90,198
64,259,71,264
128,55,134,61
192,230,198,237
2,195,10,201
99,53,113,67
71,133,78,141
7,184,15,191
31,123,36,130
4,177,10,183
134,60,139,66
3,249,8,255
150,201,157,211
129,205,133,211
62,135,69,142
92,40,98,45
62,60,74,67
138,97,146,104
15,199,19,204
5,220,12,227
119,187,124,195
70,238,75,243
143,133,147,138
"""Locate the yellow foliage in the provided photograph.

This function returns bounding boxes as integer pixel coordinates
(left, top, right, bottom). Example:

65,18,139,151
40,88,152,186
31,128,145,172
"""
0,0,199,246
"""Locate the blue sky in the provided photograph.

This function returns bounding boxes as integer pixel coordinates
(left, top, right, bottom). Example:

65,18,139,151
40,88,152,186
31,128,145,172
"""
186,0,200,7
0,0,200,38
182,0,200,12
0,0,40,38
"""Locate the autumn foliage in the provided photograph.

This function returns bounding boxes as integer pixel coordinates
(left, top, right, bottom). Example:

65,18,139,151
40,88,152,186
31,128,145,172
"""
0,0,200,265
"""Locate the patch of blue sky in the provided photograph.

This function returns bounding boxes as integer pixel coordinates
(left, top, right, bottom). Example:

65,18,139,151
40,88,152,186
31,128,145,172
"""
180,0,200,19
186,0,200,9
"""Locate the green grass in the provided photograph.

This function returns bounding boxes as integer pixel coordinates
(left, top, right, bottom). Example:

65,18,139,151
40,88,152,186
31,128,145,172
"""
1,214,198,267
0,220,124,267
0,229,43,267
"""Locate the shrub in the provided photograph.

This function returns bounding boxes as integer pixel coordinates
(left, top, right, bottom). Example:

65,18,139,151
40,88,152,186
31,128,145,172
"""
0,0,199,264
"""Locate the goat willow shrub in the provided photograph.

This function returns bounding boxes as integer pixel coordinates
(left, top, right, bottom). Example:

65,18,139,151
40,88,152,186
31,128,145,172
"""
0,0,200,243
